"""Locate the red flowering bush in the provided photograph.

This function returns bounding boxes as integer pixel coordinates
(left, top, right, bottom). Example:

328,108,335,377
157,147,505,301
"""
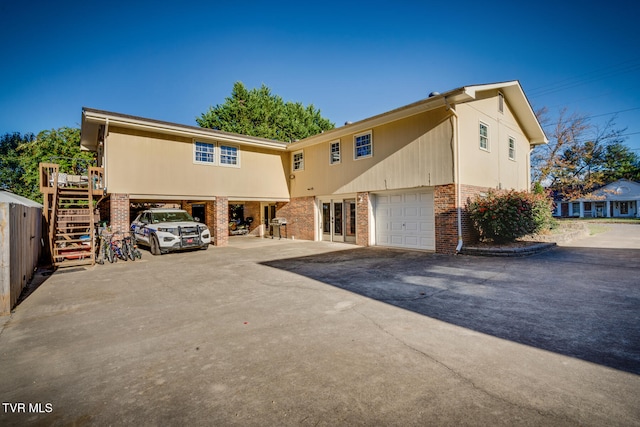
467,190,554,243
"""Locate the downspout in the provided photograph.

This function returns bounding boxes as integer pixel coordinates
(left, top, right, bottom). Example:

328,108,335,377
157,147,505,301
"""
103,118,109,194
444,97,463,253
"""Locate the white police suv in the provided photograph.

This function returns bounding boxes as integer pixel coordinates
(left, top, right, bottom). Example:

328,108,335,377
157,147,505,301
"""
131,208,211,255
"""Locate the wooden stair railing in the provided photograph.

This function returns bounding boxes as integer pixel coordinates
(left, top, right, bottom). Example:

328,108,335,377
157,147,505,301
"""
51,185,95,268
39,163,103,268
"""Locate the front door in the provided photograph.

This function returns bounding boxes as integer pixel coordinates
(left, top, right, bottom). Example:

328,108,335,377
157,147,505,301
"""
261,203,276,237
620,202,629,216
320,199,356,243
345,199,356,243
322,202,332,241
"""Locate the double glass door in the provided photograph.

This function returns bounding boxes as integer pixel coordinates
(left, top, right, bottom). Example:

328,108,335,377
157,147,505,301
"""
321,199,356,243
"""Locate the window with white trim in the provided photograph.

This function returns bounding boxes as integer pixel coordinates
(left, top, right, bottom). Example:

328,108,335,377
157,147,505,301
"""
194,141,215,164
354,131,372,159
330,141,341,164
498,92,504,113
479,122,489,151
220,145,239,166
292,150,304,171
508,136,516,160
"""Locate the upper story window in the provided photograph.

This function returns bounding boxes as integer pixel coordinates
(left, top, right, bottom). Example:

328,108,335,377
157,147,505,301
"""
330,141,341,164
220,145,239,166
292,150,304,171
354,131,373,159
194,141,215,164
498,92,504,113
508,136,516,160
479,122,489,151
194,140,241,166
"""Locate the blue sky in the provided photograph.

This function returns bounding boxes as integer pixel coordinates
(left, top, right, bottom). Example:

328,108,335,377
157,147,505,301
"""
1,0,639,152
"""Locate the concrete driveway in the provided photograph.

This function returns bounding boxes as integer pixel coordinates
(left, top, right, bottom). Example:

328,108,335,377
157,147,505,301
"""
1,224,639,426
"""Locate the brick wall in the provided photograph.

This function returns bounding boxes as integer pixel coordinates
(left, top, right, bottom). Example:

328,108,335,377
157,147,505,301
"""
275,196,315,240
180,201,218,239
356,192,370,246
434,185,457,254
243,201,261,235
459,184,488,244
434,184,490,254
110,193,130,233
181,202,193,216
212,198,228,246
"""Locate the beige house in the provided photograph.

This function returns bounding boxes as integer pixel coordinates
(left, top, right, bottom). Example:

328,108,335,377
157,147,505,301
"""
74,80,546,255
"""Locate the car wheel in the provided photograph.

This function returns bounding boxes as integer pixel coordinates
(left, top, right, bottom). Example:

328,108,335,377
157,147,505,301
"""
150,234,161,256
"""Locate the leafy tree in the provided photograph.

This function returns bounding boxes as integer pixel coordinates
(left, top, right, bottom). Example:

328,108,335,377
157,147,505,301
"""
196,82,335,142
532,108,633,198
15,127,95,203
0,132,34,192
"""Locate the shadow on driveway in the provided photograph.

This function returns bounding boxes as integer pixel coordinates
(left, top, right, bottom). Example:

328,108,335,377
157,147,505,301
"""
261,245,640,375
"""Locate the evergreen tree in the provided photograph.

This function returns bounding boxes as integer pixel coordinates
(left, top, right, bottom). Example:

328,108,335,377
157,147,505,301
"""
196,82,334,142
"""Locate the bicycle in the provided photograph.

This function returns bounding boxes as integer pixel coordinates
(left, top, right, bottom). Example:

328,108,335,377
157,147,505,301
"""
96,232,115,264
109,232,128,262
122,232,142,261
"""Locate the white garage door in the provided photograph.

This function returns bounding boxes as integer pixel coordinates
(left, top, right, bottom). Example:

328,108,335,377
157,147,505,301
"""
374,190,435,250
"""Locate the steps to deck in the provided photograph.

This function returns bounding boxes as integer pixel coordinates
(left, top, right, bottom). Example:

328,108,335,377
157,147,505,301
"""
51,186,95,268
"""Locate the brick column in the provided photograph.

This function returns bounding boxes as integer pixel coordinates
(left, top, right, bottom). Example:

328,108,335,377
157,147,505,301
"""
460,184,487,245
434,185,457,254
356,192,369,246
435,184,488,253
212,197,228,246
110,193,130,233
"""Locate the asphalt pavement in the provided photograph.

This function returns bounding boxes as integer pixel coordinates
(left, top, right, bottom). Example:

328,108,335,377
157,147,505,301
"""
0,224,639,426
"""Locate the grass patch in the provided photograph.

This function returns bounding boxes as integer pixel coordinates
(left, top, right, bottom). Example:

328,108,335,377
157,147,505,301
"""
587,224,610,235
557,217,637,235
567,217,640,224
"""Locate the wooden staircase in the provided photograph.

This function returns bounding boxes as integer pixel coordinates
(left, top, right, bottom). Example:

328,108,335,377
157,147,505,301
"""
51,186,95,267
40,163,104,268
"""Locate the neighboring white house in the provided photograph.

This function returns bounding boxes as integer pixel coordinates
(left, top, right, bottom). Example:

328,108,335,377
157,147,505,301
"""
554,179,640,218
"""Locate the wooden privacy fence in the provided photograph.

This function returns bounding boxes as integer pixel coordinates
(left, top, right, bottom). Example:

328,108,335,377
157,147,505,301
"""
0,199,43,316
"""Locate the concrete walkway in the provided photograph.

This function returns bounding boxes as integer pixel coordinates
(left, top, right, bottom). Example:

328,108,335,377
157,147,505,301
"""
0,228,639,426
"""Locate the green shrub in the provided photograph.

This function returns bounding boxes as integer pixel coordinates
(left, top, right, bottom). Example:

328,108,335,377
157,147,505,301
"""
467,190,555,243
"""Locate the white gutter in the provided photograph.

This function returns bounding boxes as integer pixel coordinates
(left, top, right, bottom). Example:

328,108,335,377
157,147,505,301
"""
445,97,463,253
83,110,288,151
289,88,471,151
104,118,109,194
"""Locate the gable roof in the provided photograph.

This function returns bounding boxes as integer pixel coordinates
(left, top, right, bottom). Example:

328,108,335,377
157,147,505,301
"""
288,80,548,150
80,108,289,152
583,179,640,201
